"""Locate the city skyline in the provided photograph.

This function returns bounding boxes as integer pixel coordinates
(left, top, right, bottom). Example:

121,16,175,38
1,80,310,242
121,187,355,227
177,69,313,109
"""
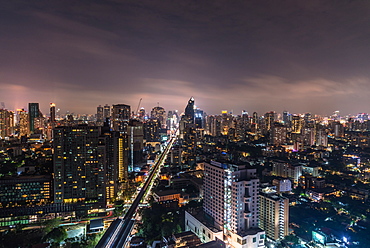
2,1,370,115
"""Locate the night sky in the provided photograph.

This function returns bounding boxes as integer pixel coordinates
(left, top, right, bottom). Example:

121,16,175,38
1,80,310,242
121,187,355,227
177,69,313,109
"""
2,0,370,116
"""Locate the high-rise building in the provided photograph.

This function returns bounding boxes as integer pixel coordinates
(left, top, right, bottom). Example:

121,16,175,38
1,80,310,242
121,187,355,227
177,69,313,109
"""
301,126,316,146
332,122,344,138
151,106,166,128
282,111,291,127
128,119,144,172
315,129,328,147
100,122,129,200
186,161,265,248
0,109,14,139
103,104,111,119
271,161,302,183
184,97,195,124
252,112,258,134
291,115,302,134
33,116,46,135
270,124,287,146
259,187,289,241
206,115,221,137
265,111,275,132
28,103,40,133
166,110,179,131
194,108,204,129
53,125,106,207
50,103,56,123
143,119,160,142
16,109,29,137
97,105,104,126
112,104,130,133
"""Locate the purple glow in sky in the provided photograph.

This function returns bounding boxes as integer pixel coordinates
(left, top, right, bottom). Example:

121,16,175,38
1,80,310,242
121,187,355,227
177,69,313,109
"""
2,1,370,115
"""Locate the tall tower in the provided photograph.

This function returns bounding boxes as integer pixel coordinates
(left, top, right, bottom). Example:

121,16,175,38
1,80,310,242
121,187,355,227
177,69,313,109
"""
265,111,275,132
194,108,204,129
53,125,106,206
291,115,302,134
97,105,104,126
100,123,129,201
50,103,56,123
17,109,29,137
184,97,195,124
28,103,40,133
103,104,111,119
203,161,265,247
151,106,166,128
252,112,258,133
259,187,289,241
270,124,287,146
111,104,131,133
0,109,14,139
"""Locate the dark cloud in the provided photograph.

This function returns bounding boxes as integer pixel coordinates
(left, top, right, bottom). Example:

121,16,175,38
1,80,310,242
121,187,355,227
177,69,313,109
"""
1,0,370,115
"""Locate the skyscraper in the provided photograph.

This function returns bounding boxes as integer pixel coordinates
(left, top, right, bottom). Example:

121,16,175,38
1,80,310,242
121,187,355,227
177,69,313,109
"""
265,111,275,132
184,97,195,124
0,109,14,139
186,161,265,248
97,105,104,126
128,119,144,172
100,123,129,200
270,124,287,146
291,115,302,134
143,119,160,142
28,103,40,133
50,103,56,123
194,108,204,129
53,125,106,207
103,104,111,119
16,109,29,137
151,106,166,128
111,104,130,133
259,187,289,241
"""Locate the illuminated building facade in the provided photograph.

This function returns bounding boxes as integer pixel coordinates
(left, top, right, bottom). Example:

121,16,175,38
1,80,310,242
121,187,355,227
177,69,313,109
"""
0,108,14,139
144,119,160,142
96,105,104,126
50,103,56,123
100,123,129,200
53,125,106,206
28,103,40,134
16,109,29,137
112,104,130,133
315,129,328,147
184,97,195,123
271,161,302,183
0,175,51,208
128,119,144,171
259,187,289,241
151,106,166,128
202,161,265,248
103,104,111,119
291,115,302,134
270,124,287,146
194,108,204,129
264,111,275,132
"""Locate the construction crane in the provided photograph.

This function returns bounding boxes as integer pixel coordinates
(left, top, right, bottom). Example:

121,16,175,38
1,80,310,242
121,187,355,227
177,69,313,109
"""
136,98,142,117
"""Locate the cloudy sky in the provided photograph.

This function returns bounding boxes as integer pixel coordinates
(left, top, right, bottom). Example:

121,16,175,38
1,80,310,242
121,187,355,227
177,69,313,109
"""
2,0,370,116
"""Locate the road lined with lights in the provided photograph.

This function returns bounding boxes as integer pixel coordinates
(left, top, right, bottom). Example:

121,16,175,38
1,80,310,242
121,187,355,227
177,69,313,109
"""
95,134,177,248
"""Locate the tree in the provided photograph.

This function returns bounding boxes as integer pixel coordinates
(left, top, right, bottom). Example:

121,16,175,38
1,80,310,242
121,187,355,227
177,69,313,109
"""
45,226,67,243
43,218,62,235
